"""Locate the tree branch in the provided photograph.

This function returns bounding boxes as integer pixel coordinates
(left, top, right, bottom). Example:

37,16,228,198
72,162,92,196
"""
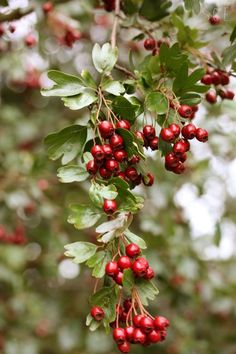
111,0,120,49
115,63,136,79
0,7,34,23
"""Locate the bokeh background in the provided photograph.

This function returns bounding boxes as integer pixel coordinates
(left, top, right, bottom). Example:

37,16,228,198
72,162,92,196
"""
0,1,236,353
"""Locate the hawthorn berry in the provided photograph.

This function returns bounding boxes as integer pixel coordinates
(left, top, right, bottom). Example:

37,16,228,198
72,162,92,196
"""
125,167,139,181
135,131,145,143
179,153,187,163
225,90,234,100
144,38,156,51
105,261,119,277
114,150,128,162
181,124,197,140
123,299,132,311
118,341,130,353
172,162,185,174
196,128,208,142
126,243,140,258
129,155,140,164
220,72,230,85
173,140,187,157
99,167,112,179
133,314,145,328
149,137,159,151
102,144,113,159
206,91,217,104
154,316,170,331
117,171,126,180
178,105,193,118
140,316,155,333
116,120,131,130
125,326,135,342
142,173,154,187
133,328,146,344
103,199,117,214
114,271,123,285
99,121,114,138
148,330,161,343
25,34,37,47
90,306,105,321
209,15,221,25
160,128,175,142
165,153,179,168
86,160,98,175
91,145,105,161
105,159,119,172
132,258,148,277
110,134,124,150
113,328,126,344
211,71,221,86
143,125,156,140
160,330,167,341
144,266,155,280
201,74,212,85
169,123,180,137
118,256,132,270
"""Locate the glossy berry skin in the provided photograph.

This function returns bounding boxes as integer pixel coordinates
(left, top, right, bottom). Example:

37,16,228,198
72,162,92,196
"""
201,74,212,85
144,38,156,51
25,34,37,47
181,124,197,140
105,159,119,172
220,72,230,85
118,256,132,270
165,153,179,168
102,144,113,159
178,105,193,118
226,90,235,100
148,330,161,343
140,317,155,334
142,173,154,187
90,306,104,321
133,314,145,327
173,140,187,157
209,15,221,25
160,128,175,142
196,128,208,142
182,139,190,151
169,123,180,138
118,341,130,353
125,167,139,181
143,125,156,140
206,91,217,104
126,243,140,258
192,105,199,112
132,259,148,277
144,266,155,280
129,155,140,164
99,121,114,138
113,328,126,344
173,162,185,174
99,167,112,179
123,299,132,311
114,150,128,162
211,71,221,85
154,316,170,331
103,199,117,214
86,160,98,175
110,134,124,150
105,261,119,277
91,145,104,161
117,171,126,180
180,153,187,163
133,328,146,344
116,120,131,130
125,326,135,342
114,271,123,285
149,137,159,151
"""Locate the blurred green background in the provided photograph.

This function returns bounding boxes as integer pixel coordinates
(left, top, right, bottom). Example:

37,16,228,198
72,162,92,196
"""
0,1,236,353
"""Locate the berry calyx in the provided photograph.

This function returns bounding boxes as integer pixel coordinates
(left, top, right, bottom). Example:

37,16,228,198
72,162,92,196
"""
90,306,105,321
126,243,140,258
181,124,197,140
133,328,146,344
140,316,155,334
196,128,208,142
118,341,130,353
103,199,117,214
113,328,126,344
91,145,105,161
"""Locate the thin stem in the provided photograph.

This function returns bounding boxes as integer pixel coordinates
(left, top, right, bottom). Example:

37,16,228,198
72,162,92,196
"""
0,7,34,23
111,0,120,49
116,289,122,328
93,279,99,294
115,64,136,79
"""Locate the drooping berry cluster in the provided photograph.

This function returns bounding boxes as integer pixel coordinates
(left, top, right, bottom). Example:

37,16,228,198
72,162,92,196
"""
143,37,170,56
201,69,235,104
0,225,27,245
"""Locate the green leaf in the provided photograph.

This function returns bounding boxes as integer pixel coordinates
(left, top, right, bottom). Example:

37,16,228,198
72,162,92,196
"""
41,70,85,97
222,44,236,67
89,182,118,207
87,250,111,278
57,165,89,183
159,43,188,74
68,204,102,230
96,213,133,243
145,92,168,114
173,62,188,92
44,125,87,164
62,90,97,110
102,80,125,96
184,0,203,14
122,0,141,15
92,43,118,73
136,279,159,306
112,96,139,122
158,136,173,157
230,26,236,44
118,189,144,213
124,229,147,249
180,92,202,106
64,242,98,264
183,68,205,89
109,177,130,190
116,128,145,159
86,314,101,331
139,0,171,21
123,269,135,291
81,69,97,89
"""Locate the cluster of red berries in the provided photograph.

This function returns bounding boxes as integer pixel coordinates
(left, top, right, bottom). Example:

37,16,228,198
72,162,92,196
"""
0,225,27,245
201,69,234,104
105,243,154,285
143,37,170,56
58,28,81,48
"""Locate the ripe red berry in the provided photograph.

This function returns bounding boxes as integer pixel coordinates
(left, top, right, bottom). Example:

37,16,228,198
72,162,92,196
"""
144,38,156,51
132,258,148,277
133,314,145,328
105,261,119,277
126,243,140,258
133,328,146,344
220,72,230,85
99,167,112,179
117,171,126,180
103,199,117,214
105,159,119,172
211,71,221,86
201,74,212,85
118,341,130,353
123,299,132,311
206,91,217,104
178,105,193,118
86,160,98,175
147,330,161,343
165,153,179,168
116,120,131,130
196,128,208,142
42,2,53,13
169,123,180,137
154,316,170,331
181,124,197,140
160,128,175,142
140,316,155,334
125,167,139,181
129,155,140,164
114,271,123,285
90,306,105,321
118,256,132,270
0,24,4,36
182,139,190,151
191,105,199,112
179,152,187,163
209,15,221,25
25,34,37,47
114,150,128,162
102,144,113,159
142,173,154,187
173,140,187,157
172,162,185,174
110,134,124,150
143,125,156,140
91,145,105,161
149,137,159,151
125,326,135,342
113,328,126,344
99,121,114,138
144,266,155,280
225,90,234,100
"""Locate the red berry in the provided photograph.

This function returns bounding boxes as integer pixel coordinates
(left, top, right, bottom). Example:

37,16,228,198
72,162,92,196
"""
86,160,98,175
126,243,140,258
103,0,115,11
172,162,185,174
191,105,199,112
178,105,193,118
149,137,159,151
90,306,104,321
142,173,154,187
211,71,221,86
201,74,212,85
120,311,128,322
99,121,114,138
160,330,167,341
181,124,197,140
160,128,175,142
209,15,221,25
125,167,139,181
165,153,179,168
182,139,190,151
99,167,112,179
125,326,135,342
103,199,117,214
118,341,130,353
91,145,105,161
114,150,128,162
116,120,131,130
133,328,146,344
206,91,217,104
196,128,208,142
135,131,145,143
132,258,148,277
144,38,156,51
102,144,113,159
154,316,170,331
143,125,156,140
220,72,230,85
148,330,161,343
226,90,235,100
25,34,37,47
140,316,155,334
173,140,187,157
179,153,187,163
113,328,126,344
110,134,124,150
129,155,140,164
0,24,4,37
105,261,119,277
118,256,132,270
144,266,155,280
117,171,126,180
133,314,145,328
114,271,123,285
42,2,53,13
123,299,132,311
105,159,119,172
169,123,180,137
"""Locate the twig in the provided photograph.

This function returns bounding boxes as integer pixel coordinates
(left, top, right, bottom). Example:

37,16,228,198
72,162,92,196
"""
0,7,34,23
111,0,120,49
115,64,136,79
